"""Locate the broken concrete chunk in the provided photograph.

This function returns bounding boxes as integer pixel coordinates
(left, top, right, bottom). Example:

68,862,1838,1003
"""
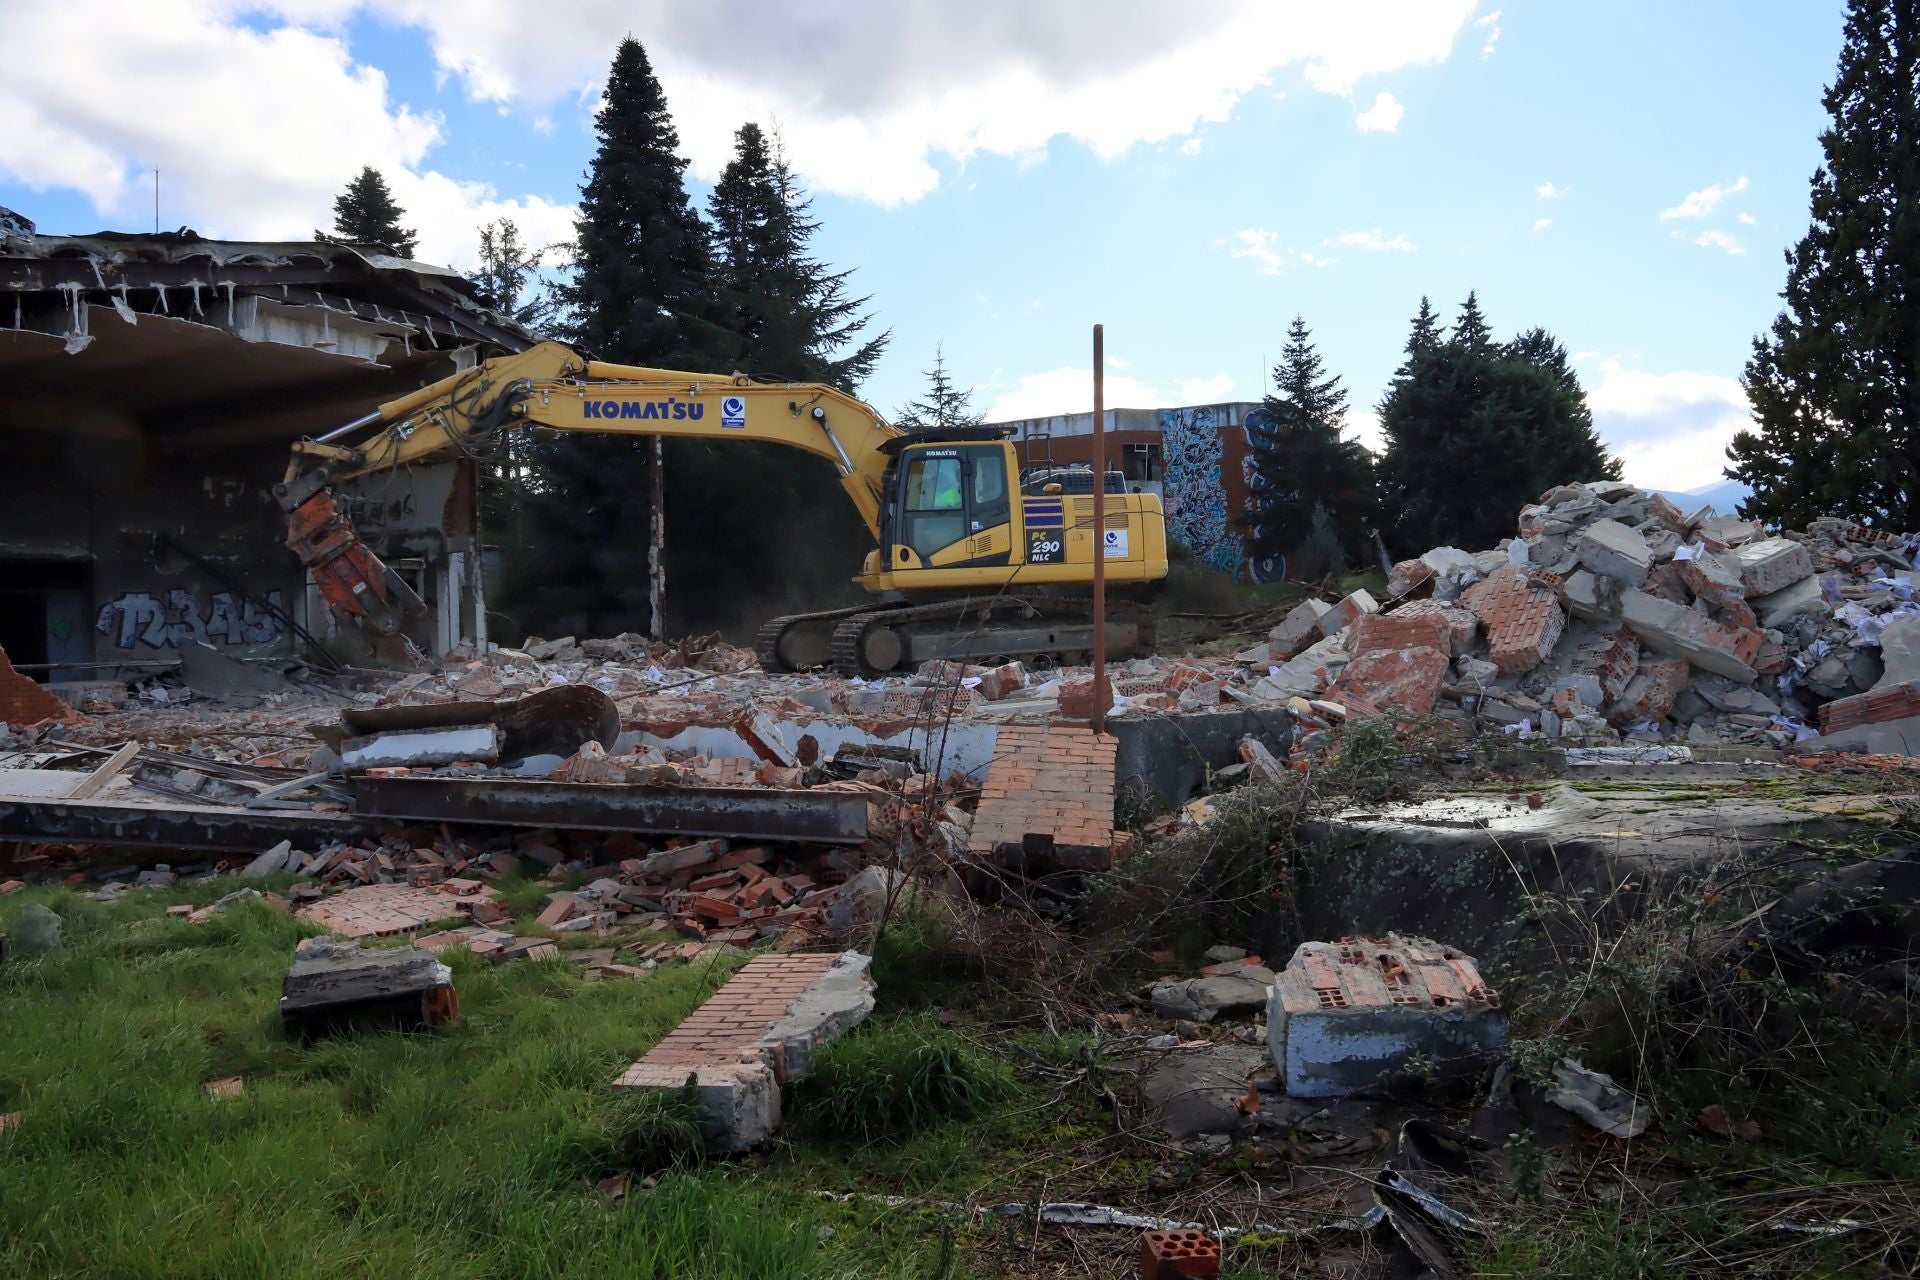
1729,537,1815,596
1266,934,1506,1098
1875,615,1920,691
1317,589,1379,639
1621,589,1760,681
1572,518,1654,587
240,839,293,882
1749,574,1826,629
1267,599,1335,661
280,937,456,1036
1151,968,1276,1022
612,952,874,1152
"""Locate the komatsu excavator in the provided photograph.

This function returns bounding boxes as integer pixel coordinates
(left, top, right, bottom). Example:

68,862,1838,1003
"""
276,341,1167,676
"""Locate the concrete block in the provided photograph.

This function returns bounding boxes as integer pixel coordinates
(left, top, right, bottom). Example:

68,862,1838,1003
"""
1559,570,1620,623
1267,934,1507,1097
1318,589,1379,638
1729,537,1814,596
1573,518,1654,587
1621,589,1760,681
240,840,293,882
1267,599,1335,661
1875,615,1920,691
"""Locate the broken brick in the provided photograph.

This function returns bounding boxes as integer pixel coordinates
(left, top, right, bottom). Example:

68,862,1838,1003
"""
1462,567,1566,676
1326,645,1449,717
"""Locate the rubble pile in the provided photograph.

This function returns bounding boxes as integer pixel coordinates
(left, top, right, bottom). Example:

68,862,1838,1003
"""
1241,481,1920,754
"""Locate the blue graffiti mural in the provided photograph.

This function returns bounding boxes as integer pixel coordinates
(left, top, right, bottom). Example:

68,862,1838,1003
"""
1157,406,1244,574
95,589,285,650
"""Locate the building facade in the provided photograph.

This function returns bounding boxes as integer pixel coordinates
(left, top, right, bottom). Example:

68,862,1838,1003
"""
985,401,1287,582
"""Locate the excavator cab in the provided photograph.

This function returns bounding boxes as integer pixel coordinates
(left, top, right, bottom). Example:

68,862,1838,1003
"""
884,436,1016,569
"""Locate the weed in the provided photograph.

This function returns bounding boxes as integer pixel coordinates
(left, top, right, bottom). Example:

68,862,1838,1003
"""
592,1080,709,1171
789,1018,1013,1144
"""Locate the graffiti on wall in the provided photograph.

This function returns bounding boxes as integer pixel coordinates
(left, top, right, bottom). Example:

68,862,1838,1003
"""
95,589,286,650
1157,406,1244,574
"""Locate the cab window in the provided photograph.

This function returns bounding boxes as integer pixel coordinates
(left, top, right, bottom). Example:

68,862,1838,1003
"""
905,457,963,510
972,455,1006,505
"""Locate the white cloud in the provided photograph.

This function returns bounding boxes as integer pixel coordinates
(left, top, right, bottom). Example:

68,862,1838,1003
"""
0,1,1485,256
1532,217,1551,232
1535,181,1563,199
361,0,1477,206
1179,136,1204,155
1230,228,1288,274
1474,10,1501,57
1737,212,1756,225
1328,227,1415,251
1695,229,1745,254
1354,91,1405,133
983,366,1172,420
0,2,572,269
1582,358,1750,491
1179,372,1236,402
1660,175,1750,221
1228,230,1344,274
983,364,1237,419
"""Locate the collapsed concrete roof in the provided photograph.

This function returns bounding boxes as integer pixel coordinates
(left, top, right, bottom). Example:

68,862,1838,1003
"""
0,209,537,449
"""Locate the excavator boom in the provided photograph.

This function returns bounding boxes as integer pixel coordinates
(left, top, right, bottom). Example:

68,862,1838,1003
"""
280,340,1168,674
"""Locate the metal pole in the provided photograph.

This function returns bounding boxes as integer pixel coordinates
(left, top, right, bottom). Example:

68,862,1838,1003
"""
1091,324,1107,736
647,437,666,640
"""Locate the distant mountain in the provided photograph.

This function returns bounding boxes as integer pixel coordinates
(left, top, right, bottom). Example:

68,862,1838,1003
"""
1649,477,1751,516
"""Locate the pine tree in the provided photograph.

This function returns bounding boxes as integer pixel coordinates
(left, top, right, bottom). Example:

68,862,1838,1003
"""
499,38,730,641
1729,0,1920,528
1375,295,1620,554
894,344,984,433
320,167,417,258
1241,316,1371,573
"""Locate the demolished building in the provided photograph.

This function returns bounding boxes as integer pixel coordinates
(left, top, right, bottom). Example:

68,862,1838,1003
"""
0,210,533,677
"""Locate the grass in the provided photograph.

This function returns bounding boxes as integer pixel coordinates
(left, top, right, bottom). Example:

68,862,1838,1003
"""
788,1017,1014,1144
0,881,928,1278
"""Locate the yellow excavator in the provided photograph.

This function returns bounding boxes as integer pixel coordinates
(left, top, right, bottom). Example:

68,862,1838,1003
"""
276,341,1168,676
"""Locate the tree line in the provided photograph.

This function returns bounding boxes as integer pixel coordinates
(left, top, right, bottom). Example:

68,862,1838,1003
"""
1243,295,1618,578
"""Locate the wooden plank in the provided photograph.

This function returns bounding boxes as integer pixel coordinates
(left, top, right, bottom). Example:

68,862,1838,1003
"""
68,741,141,800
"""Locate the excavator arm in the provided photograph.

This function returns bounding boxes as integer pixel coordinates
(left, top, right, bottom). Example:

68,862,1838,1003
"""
278,340,902,644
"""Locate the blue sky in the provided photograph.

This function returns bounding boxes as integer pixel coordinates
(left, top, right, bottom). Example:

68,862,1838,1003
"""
1,1,1847,489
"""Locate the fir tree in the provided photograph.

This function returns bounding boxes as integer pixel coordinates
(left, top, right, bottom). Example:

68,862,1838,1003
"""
1730,0,1920,528
894,344,984,433
1241,316,1372,572
1375,295,1620,553
500,38,729,640
320,167,417,258
707,123,887,388
473,218,560,332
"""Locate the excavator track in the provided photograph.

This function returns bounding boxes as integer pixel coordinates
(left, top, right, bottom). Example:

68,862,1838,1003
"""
755,605,874,673
821,595,1156,679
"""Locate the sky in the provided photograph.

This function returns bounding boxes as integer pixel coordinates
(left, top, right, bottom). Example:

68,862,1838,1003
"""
0,1,1849,492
